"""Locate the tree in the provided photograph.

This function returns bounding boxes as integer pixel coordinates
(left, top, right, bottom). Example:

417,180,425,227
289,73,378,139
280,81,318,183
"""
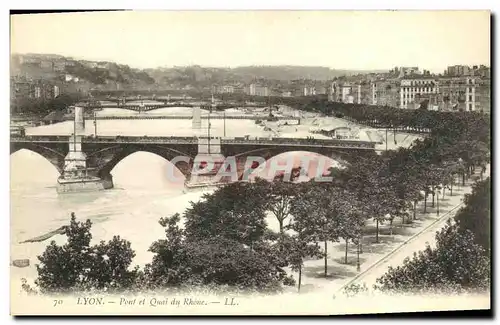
279,232,322,292
145,213,294,292
183,182,267,249
255,177,297,236
332,155,389,243
364,158,397,243
291,185,342,277
454,178,491,255
143,214,192,288
338,202,365,264
36,213,139,294
375,220,490,294
182,237,291,292
85,236,139,291
386,147,425,223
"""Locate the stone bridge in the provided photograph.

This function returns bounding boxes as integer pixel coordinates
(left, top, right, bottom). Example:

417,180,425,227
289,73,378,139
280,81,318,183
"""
79,96,268,112
10,135,378,189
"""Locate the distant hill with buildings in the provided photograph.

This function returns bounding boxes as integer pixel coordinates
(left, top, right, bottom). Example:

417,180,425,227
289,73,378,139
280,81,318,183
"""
11,53,387,91
231,66,387,80
10,53,155,89
145,65,388,86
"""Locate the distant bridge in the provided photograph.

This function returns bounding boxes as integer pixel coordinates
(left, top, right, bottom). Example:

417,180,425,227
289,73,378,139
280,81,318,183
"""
60,115,300,121
79,102,208,112
79,96,269,111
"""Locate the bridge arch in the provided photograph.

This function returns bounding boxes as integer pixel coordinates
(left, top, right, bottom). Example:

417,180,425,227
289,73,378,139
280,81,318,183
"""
88,144,194,179
10,143,66,174
244,150,345,181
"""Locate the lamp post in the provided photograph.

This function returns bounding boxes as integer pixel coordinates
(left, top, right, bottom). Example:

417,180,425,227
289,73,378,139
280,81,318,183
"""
208,93,213,155
385,127,388,151
93,110,97,136
436,186,440,217
356,237,361,272
394,109,398,145
73,110,76,152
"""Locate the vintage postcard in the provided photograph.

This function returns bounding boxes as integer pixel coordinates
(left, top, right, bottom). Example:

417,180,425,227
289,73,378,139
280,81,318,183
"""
9,10,491,316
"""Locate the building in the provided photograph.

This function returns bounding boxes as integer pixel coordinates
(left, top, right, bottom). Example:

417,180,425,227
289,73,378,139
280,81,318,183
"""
398,67,420,78
474,78,491,114
214,85,235,94
40,60,53,70
64,60,77,68
97,62,112,69
303,86,316,96
53,60,66,72
373,79,400,107
328,82,340,102
328,82,361,104
34,86,42,99
472,65,491,78
21,56,41,67
435,77,480,112
341,84,354,103
54,85,60,98
11,80,34,99
359,82,373,105
83,61,99,69
446,65,471,77
315,86,327,95
399,76,438,109
247,84,269,97
65,74,81,82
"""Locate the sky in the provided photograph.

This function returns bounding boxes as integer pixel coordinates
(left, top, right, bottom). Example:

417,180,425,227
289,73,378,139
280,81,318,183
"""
10,11,491,73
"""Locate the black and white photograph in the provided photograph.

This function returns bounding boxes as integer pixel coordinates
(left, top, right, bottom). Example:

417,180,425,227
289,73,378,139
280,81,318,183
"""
8,10,491,316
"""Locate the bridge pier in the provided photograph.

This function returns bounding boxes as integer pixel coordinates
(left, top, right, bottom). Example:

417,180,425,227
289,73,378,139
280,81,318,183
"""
57,135,114,193
185,137,226,189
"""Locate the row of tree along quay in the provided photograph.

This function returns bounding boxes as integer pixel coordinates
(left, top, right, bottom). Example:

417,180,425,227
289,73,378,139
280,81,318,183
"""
23,104,490,296
344,177,491,298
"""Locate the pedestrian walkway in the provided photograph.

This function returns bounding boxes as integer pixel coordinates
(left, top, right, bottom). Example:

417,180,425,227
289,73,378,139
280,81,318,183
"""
338,164,491,292
283,165,490,295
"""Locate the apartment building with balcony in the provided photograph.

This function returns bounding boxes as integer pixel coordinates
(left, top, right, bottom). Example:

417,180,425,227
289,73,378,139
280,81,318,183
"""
399,76,438,109
438,77,478,112
475,78,491,114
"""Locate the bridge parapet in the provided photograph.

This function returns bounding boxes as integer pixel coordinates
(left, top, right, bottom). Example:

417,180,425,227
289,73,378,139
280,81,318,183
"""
87,115,300,121
11,135,70,143
222,137,377,149
81,136,198,144
11,135,376,149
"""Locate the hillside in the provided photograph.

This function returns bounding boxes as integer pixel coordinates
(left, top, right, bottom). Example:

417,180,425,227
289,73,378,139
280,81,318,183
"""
11,53,387,89
146,65,387,85
11,53,155,87
232,66,386,81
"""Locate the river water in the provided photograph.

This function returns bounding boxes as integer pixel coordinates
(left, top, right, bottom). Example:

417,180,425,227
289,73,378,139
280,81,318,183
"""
11,106,341,284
